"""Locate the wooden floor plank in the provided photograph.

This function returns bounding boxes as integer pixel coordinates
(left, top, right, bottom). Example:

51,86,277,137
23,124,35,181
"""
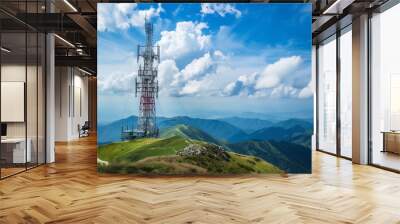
0,135,399,224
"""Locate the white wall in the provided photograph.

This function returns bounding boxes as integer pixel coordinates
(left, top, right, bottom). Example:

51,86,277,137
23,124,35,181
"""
55,67,89,141
72,72,89,138
55,66,69,141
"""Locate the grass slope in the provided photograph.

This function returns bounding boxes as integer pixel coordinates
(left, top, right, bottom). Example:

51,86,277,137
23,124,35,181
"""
98,135,282,175
98,136,188,163
160,124,223,145
158,116,246,141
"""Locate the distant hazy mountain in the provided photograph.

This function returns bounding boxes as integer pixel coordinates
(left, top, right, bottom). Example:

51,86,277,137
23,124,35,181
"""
250,125,310,140
158,116,246,142
98,115,312,148
228,140,311,173
98,115,245,144
227,125,311,144
287,133,312,148
237,111,312,122
275,118,313,129
221,117,274,133
98,115,171,144
98,116,138,144
249,126,290,141
221,117,312,133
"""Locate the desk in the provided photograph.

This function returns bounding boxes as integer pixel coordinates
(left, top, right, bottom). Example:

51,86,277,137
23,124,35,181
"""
382,131,400,154
1,138,31,164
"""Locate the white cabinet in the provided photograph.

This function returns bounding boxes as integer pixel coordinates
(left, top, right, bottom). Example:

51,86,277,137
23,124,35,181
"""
1,138,32,163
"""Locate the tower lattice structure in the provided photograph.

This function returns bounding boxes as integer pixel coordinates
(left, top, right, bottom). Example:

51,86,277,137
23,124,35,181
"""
135,19,160,137
121,19,159,140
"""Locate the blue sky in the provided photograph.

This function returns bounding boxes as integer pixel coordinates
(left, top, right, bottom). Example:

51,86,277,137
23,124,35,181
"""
98,3,312,123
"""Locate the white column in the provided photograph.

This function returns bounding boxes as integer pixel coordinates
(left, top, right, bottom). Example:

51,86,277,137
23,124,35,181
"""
55,67,73,141
352,14,369,164
46,33,55,163
45,0,56,163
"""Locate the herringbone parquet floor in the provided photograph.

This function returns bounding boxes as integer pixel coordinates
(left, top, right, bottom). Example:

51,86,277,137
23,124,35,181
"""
1,135,400,224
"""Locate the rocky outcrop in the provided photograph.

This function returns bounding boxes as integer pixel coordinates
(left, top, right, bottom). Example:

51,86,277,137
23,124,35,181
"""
177,143,230,161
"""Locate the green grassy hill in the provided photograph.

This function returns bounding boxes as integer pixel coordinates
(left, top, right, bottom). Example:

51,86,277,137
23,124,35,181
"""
98,135,282,175
98,136,188,164
158,116,246,141
160,124,223,145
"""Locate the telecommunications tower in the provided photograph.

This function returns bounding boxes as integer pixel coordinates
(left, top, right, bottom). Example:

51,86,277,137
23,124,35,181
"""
122,18,160,140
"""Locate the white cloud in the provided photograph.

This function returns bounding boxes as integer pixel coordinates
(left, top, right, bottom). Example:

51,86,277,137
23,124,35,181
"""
158,59,179,89
171,52,214,96
129,4,163,27
157,21,211,60
255,56,302,89
269,84,300,98
223,82,238,96
222,72,258,97
172,5,183,17
221,56,312,99
99,73,135,95
157,52,223,97
98,43,137,95
179,80,203,96
215,26,246,53
173,52,213,85
238,72,259,86
201,3,241,18
98,3,163,32
116,3,135,14
298,80,313,98
213,50,226,60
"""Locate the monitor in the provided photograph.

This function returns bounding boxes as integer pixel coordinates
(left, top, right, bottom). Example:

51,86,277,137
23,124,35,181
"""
1,123,7,137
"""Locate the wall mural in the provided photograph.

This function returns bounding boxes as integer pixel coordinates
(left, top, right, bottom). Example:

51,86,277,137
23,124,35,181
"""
97,3,313,174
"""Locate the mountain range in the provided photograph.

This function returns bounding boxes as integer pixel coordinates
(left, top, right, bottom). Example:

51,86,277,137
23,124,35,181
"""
227,140,311,173
220,117,274,133
160,124,222,146
98,116,312,173
98,115,312,145
158,124,311,173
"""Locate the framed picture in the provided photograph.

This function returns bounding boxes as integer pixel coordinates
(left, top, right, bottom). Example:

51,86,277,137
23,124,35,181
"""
97,3,312,174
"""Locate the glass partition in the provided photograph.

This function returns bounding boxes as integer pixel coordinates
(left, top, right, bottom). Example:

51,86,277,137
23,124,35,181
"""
339,26,352,158
1,30,28,177
0,1,46,179
370,3,400,171
317,35,337,154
